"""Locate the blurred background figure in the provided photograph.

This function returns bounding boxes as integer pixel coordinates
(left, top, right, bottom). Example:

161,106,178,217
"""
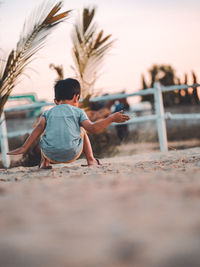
85,97,115,122
114,98,130,142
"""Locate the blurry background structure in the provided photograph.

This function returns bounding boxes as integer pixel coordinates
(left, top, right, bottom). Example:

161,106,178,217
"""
1,0,200,102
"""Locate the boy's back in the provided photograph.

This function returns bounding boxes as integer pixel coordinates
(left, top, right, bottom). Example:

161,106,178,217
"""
40,104,88,162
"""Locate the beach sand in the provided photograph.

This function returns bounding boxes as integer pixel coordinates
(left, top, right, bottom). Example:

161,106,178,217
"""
0,145,200,267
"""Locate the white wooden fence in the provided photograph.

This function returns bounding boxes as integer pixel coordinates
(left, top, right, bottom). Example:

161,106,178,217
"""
0,82,200,168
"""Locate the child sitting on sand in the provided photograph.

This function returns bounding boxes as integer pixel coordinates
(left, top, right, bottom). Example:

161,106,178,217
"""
8,78,130,169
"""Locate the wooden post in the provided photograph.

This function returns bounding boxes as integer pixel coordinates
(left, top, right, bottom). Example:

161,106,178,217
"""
0,112,10,168
154,82,168,152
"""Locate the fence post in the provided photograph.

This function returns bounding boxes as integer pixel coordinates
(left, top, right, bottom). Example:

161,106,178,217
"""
0,112,10,168
154,82,168,152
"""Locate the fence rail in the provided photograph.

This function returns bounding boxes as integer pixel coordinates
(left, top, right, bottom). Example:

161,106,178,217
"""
1,82,200,168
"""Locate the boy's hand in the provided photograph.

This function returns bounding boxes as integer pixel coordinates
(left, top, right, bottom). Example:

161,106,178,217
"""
7,117,46,156
7,146,26,155
110,111,130,123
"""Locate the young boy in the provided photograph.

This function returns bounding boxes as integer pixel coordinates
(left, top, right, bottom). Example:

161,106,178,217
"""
8,78,130,169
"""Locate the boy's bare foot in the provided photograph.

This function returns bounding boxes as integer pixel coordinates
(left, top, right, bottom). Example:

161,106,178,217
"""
39,159,52,169
81,158,102,167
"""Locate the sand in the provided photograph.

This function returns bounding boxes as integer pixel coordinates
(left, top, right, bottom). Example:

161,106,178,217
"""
0,146,200,267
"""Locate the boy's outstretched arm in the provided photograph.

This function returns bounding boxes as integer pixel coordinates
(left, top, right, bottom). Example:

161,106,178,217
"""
7,117,46,155
81,111,130,134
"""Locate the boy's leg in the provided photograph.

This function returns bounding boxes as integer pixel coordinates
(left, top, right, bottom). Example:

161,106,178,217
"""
40,151,52,169
81,128,101,166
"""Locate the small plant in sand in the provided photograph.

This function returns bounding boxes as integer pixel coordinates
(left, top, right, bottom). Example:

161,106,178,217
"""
0,1,71,117
71,7,115,100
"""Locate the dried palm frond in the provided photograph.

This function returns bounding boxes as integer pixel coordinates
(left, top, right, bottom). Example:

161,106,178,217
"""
49,63,64,80
71,7,115,99
0,1,71,117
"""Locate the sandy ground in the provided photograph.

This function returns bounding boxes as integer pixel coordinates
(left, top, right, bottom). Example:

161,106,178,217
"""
0,145,200,267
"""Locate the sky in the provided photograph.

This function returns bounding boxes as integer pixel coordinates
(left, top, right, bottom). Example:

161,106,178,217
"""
0,0,200,102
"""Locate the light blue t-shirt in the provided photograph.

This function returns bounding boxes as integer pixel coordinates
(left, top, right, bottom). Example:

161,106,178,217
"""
40,104,88,162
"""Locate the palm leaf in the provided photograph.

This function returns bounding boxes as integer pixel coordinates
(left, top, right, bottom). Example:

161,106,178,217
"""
44,10,71,24
43,2,62,23
49,63,64,80
83,8,95,34
0,1,71,117
71,7,115,99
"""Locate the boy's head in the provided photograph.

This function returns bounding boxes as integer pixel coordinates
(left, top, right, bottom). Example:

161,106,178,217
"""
54,78,81,101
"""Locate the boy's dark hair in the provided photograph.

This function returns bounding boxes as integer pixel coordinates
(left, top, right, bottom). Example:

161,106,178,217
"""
54,78,81,101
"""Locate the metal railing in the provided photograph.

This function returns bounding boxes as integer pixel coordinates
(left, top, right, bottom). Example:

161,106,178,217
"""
0,82,200,168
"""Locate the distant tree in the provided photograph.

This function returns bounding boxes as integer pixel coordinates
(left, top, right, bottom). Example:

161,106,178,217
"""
141,64,178,107
71,7,115,99
177,77,184,105
141,74,153,104
158,65,177,106
0,1,71,117
141,74,148,89
177,72,199,105
191,71,199,104
183,74,191,104
141,64,199,106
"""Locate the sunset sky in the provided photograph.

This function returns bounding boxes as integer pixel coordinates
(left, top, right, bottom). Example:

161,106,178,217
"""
0,0,200,101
